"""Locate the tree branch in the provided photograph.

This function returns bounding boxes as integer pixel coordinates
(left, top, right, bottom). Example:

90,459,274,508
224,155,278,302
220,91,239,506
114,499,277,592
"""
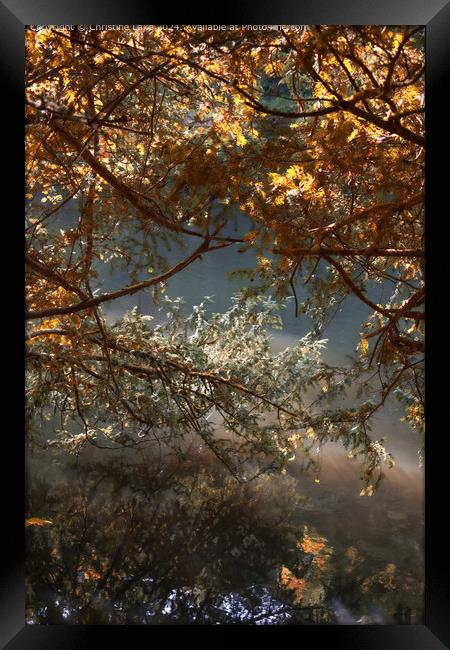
322,253,424,320
274,246,423,258
25,238,216,320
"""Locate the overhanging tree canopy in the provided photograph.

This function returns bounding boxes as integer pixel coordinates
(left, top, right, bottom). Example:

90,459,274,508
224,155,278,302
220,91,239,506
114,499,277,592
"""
25,25,424,488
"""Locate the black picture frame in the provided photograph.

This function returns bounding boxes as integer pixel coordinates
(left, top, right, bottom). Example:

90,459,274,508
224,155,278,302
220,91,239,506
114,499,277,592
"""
3,1,448,647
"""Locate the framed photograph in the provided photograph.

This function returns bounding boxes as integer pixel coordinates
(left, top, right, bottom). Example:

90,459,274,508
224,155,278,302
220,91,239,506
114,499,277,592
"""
2,1,448,648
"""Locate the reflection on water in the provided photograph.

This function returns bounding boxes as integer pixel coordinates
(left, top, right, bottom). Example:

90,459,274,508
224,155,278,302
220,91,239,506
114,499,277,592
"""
26,439,424,625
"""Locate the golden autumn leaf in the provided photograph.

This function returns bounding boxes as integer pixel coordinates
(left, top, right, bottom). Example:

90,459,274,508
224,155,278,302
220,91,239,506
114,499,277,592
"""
360,337,369,356
243,230,258,242
26,517,53,527
298,531,326,555
279,565,306,605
